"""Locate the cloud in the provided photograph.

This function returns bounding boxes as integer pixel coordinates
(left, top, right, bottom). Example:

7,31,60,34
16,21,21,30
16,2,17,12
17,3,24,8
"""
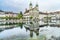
28,0,60,12
0,0,28,12
0,0,60,12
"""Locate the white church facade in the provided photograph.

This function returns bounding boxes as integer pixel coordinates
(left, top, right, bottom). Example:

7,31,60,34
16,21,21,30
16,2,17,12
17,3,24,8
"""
23,3,39,21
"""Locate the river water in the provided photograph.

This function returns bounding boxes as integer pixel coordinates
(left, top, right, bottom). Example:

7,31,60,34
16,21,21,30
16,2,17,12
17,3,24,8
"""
0,21,60,40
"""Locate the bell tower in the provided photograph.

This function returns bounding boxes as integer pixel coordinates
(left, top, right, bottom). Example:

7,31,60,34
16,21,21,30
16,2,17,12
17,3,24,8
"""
36,4,38,10
29,2,32,9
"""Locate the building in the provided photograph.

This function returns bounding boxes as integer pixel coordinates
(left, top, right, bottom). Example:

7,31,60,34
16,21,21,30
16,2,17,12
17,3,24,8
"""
23,3,39,21
39,11,60,25
39,12,47,20
0,10,18,18
52,11,60,24
0,10,6,17
5,12,18,17
39,12,48,25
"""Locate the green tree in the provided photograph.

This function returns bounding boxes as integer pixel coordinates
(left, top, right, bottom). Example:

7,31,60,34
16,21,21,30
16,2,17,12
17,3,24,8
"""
30,16,33,19
17,11,23,19
5,16,8,20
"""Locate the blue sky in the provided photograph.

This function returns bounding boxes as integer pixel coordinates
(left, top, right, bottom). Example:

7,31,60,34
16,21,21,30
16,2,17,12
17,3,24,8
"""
0,0,60,13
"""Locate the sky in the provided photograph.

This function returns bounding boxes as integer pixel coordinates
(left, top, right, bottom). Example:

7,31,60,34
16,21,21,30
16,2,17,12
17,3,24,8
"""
0,0,60,13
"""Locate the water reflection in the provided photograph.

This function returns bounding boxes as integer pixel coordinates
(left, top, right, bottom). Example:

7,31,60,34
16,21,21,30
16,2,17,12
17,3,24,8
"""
0,20,60,40
24,21,40,38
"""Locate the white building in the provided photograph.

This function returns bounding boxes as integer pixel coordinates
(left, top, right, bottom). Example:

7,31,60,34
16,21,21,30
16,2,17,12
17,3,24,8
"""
23,3,39,21
0,10,18,18
53,11,60,25
0,12,6,17
5,12,18,17
39,12,47,20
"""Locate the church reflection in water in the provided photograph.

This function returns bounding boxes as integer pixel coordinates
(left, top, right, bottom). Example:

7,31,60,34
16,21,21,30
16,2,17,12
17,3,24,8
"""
24,20,40,38
0,20,47,40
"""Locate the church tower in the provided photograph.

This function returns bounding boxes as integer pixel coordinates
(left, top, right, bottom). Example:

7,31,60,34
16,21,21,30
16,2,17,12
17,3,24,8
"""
36,4,38,10
29,2,32,9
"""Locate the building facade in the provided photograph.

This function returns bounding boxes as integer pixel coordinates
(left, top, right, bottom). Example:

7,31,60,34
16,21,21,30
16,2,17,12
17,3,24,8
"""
0,10,18,18
0,12,6,17
5,12,18,17
23,3,39,21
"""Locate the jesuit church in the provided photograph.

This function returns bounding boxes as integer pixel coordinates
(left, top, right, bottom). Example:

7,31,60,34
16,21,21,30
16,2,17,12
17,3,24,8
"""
23,3,39,21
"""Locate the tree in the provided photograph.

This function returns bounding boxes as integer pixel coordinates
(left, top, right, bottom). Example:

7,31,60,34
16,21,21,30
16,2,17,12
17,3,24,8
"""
30,16,33,19
5,16,8,20
17,11,23,19
20,11,23,15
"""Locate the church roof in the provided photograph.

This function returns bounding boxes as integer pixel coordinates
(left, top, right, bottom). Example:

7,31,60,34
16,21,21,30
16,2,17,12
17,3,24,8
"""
39,12,48,15
24,7,39,13
24,8,35,13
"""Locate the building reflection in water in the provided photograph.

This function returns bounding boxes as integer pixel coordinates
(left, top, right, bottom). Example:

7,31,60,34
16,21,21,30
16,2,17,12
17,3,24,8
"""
30,29,39,38
0,21,47,40
24,20,40,38
0,23,24,32
17,23,24,29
